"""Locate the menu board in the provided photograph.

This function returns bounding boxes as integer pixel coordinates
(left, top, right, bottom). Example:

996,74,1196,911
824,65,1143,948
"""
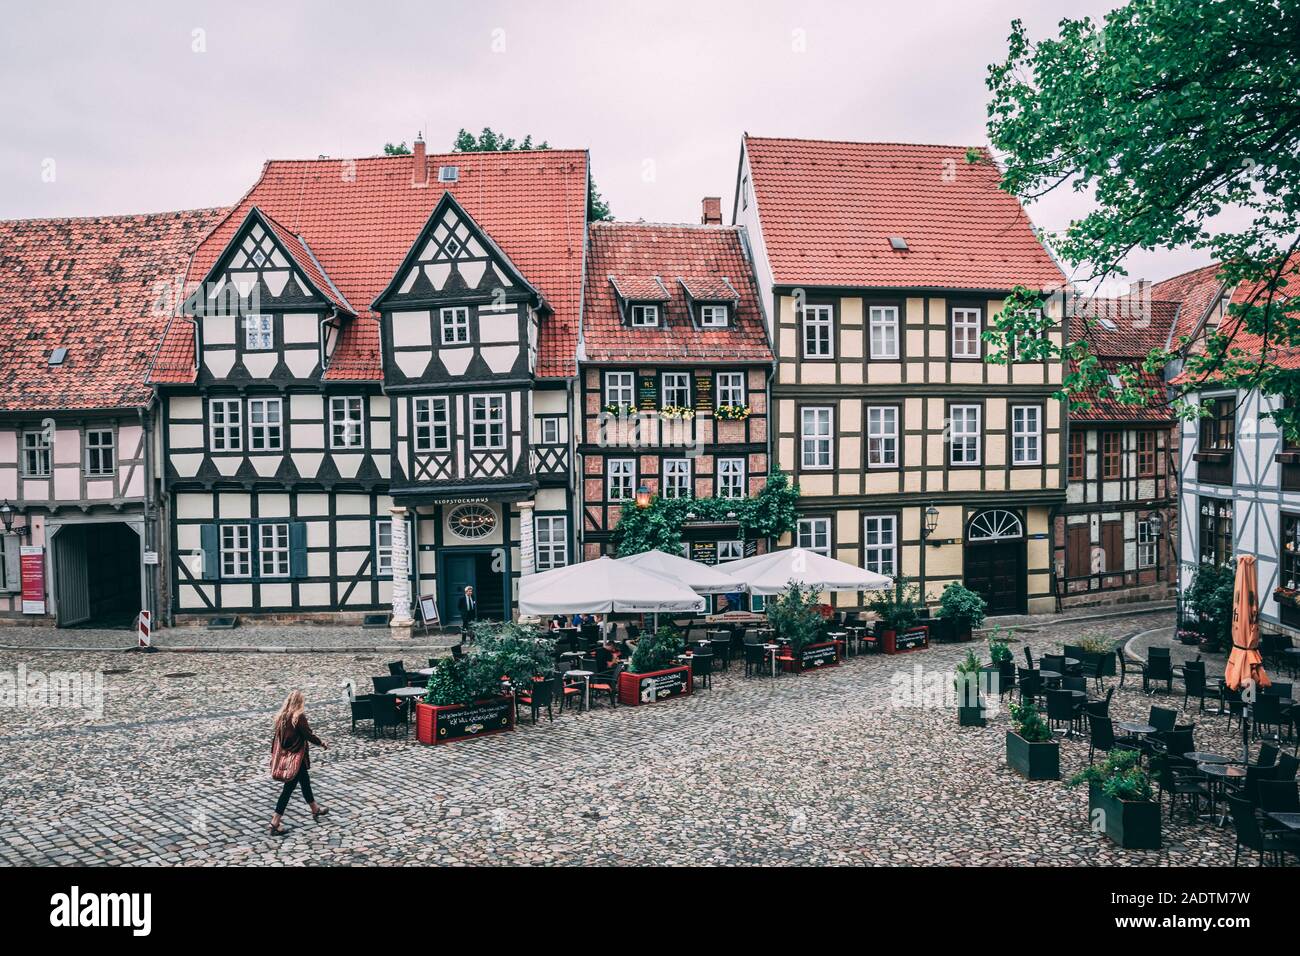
800,643,839,669
638,376,658,409
895,626,929,652
636,668,690,703
694,376,713,412
435,698,513,742
690,541,717,565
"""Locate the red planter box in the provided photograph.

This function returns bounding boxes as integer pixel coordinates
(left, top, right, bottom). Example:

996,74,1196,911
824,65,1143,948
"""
780,640,841,673
618,665,693,706
415,696,515,745
883,624,929,655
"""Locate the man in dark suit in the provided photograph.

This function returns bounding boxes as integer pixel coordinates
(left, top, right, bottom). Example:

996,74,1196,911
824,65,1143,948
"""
457,585,478,637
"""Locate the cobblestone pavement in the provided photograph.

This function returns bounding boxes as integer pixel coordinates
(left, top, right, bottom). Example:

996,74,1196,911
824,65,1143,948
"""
0,621,461,652
0,608,1262,866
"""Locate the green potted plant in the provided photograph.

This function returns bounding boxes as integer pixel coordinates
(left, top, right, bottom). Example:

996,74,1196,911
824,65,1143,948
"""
1185,562,1235,652
1074,632,1119,679
987,630,1016,696
867,575,925,654
954,649,987,727
936,582,986,642
621,627,691,705
765,583,839,671
1005,700,1059,780
1069,749,1161,849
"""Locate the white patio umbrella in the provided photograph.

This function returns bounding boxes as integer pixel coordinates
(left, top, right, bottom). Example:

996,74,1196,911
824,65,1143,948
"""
617,549,747,594
721,547,893,596
518,556,706,618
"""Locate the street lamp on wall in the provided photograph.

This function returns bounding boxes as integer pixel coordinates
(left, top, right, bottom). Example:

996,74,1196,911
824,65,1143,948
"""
635,484,652,509
1146,511,1163,538
0,501,30,541
922,504,940,540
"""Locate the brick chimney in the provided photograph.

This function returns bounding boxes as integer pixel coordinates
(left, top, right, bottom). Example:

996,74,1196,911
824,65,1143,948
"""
701,196,722,225
412,134,427,187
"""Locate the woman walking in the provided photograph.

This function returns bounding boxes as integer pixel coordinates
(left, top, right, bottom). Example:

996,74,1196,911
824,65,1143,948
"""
268,690,328,837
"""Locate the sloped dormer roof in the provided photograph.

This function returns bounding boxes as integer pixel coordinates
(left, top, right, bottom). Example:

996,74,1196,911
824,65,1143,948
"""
150,147,589,384
583,222,772,363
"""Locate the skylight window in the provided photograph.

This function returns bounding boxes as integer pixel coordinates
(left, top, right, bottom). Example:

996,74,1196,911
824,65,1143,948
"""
1098,317,1118,331
888,236,909,251
1108,374,1122,390
48,347,67,366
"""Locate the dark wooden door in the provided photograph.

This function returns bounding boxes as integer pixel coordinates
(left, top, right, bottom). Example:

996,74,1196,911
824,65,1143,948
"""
441,554,477,624
964,541,1025,615
53,527,90,627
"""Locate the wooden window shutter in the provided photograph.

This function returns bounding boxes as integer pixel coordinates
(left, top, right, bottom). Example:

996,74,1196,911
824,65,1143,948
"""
1066,526,1090,577
1101,521,1123,573
199,524,220,581
1,535,19,592
289,522,308,579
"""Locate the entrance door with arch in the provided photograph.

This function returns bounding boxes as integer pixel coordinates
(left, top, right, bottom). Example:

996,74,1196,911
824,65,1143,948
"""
963,509,1026,615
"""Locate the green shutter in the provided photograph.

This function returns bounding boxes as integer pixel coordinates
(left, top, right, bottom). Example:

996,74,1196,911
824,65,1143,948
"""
199,524,219,581
289,522,308,578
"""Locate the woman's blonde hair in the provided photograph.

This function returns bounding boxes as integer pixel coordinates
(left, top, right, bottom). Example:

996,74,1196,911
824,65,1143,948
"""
274,689,306,736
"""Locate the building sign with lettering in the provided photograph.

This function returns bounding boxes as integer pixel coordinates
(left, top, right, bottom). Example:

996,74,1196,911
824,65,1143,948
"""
20,546,45,615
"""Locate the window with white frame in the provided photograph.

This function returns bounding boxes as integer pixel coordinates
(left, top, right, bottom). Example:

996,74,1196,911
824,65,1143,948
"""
630,304,660,327
85,429,115,477
716,372,745,408
797,517,832,556
717,540,744,562
661,372,691,408
248,398,283,451
22,430,50,477
607,459,635,500
866,406,898,468
413,396,450,452
1011,405,1042,465
1010,309,1045,360
535,515,568,571
605,371,635,408
210,398,242,451
329,396,364,449
440,306,470,345
868,306,899,359
245,314,273,350
951,307,982,359
540,417,560,444
718,458,745,498
662,458,691,499
949,404,981,465
220,524,251,578
259,523,290,577
802,305,834,358
699,304,729,327
469,395,506,450
1137,519,1157,569
801,407,833,469
375,518,412,576
863,515,897,576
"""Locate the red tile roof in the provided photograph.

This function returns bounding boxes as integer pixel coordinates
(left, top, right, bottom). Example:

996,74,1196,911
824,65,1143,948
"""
1152,262,1226,347
743,136,1065,291
608,275,670,302
257,208,355,314
151,149,588,383
1068,296,1179,358
583,222,772,363
1069,359,1174,423
0,207,227,411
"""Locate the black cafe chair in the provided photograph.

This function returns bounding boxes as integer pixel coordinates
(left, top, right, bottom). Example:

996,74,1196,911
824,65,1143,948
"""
515,677,555,724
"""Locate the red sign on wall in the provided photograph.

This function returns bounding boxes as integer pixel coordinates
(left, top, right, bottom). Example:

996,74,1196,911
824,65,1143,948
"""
20,546,45,615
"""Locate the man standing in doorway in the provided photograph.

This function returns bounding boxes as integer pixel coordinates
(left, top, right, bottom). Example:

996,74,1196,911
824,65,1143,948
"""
458,585,478,639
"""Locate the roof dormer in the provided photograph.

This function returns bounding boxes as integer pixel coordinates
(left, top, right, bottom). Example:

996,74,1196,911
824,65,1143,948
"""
679,276,740,329
608,275,670,328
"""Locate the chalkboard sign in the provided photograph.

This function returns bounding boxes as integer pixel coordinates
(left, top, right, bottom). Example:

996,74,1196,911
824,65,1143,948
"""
694,376,713,411
691,541,717,565
638,376,658,409
744,539,758,558
634,667,689,704
895,626,929,652
799,642,840,670
435,698,514,742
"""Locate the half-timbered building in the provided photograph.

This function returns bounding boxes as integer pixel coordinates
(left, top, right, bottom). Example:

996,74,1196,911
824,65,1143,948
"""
1055,293,1179,606
578,209,774,571
734,136,1068,615
0,208,225,625
149,141,587,626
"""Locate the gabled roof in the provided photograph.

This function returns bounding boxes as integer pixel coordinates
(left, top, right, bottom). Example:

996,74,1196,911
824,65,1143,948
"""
0,207,227,412
742,136,1065,292
1151,262,1226,348
1068,295,1179,358
1068,359,1174,424
150,148,589,384
582,222,772,363
608,275,670,302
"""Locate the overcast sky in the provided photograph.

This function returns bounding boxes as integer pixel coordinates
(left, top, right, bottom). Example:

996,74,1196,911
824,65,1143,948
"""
0,0,1212,286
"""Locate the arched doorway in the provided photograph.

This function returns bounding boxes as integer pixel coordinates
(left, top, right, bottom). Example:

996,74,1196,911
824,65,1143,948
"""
963,509,1026,615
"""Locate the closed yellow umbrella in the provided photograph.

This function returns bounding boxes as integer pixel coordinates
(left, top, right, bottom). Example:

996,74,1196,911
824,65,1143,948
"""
1225,554,1270,693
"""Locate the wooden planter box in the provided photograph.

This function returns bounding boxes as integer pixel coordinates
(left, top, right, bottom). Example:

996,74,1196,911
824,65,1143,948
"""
956,675,987,726
618,665,692,706
1005,731,1059,780
415,696,515,745
781,640,840,674
1089,784,1161,849
883,624,929,655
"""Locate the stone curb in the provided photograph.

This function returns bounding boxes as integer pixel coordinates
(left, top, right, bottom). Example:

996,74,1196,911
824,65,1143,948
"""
973,601,1174,639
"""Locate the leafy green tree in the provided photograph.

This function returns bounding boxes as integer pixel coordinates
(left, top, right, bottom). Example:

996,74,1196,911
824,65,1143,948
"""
383,142,411,155
980,0,1300,436
451,127,613,221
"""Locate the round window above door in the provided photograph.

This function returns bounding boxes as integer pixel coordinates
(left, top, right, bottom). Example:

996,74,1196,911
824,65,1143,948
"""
967,509,1024,542
448,504,497,540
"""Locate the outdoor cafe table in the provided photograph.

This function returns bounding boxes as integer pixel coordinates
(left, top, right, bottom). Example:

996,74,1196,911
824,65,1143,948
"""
1037,669,1063,688
387,686,426,698
414,667,434,677
565,669,593,711
763,643,779,678
1185,752,1232,765
1266,812,1300,832
1117,720,1157,736
1199,762,1247,825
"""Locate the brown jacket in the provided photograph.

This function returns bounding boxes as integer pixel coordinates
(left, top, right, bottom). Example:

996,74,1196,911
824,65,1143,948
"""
277,714,323,771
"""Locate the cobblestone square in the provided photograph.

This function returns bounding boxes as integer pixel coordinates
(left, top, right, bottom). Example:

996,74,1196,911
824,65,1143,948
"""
0,608,1260,866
